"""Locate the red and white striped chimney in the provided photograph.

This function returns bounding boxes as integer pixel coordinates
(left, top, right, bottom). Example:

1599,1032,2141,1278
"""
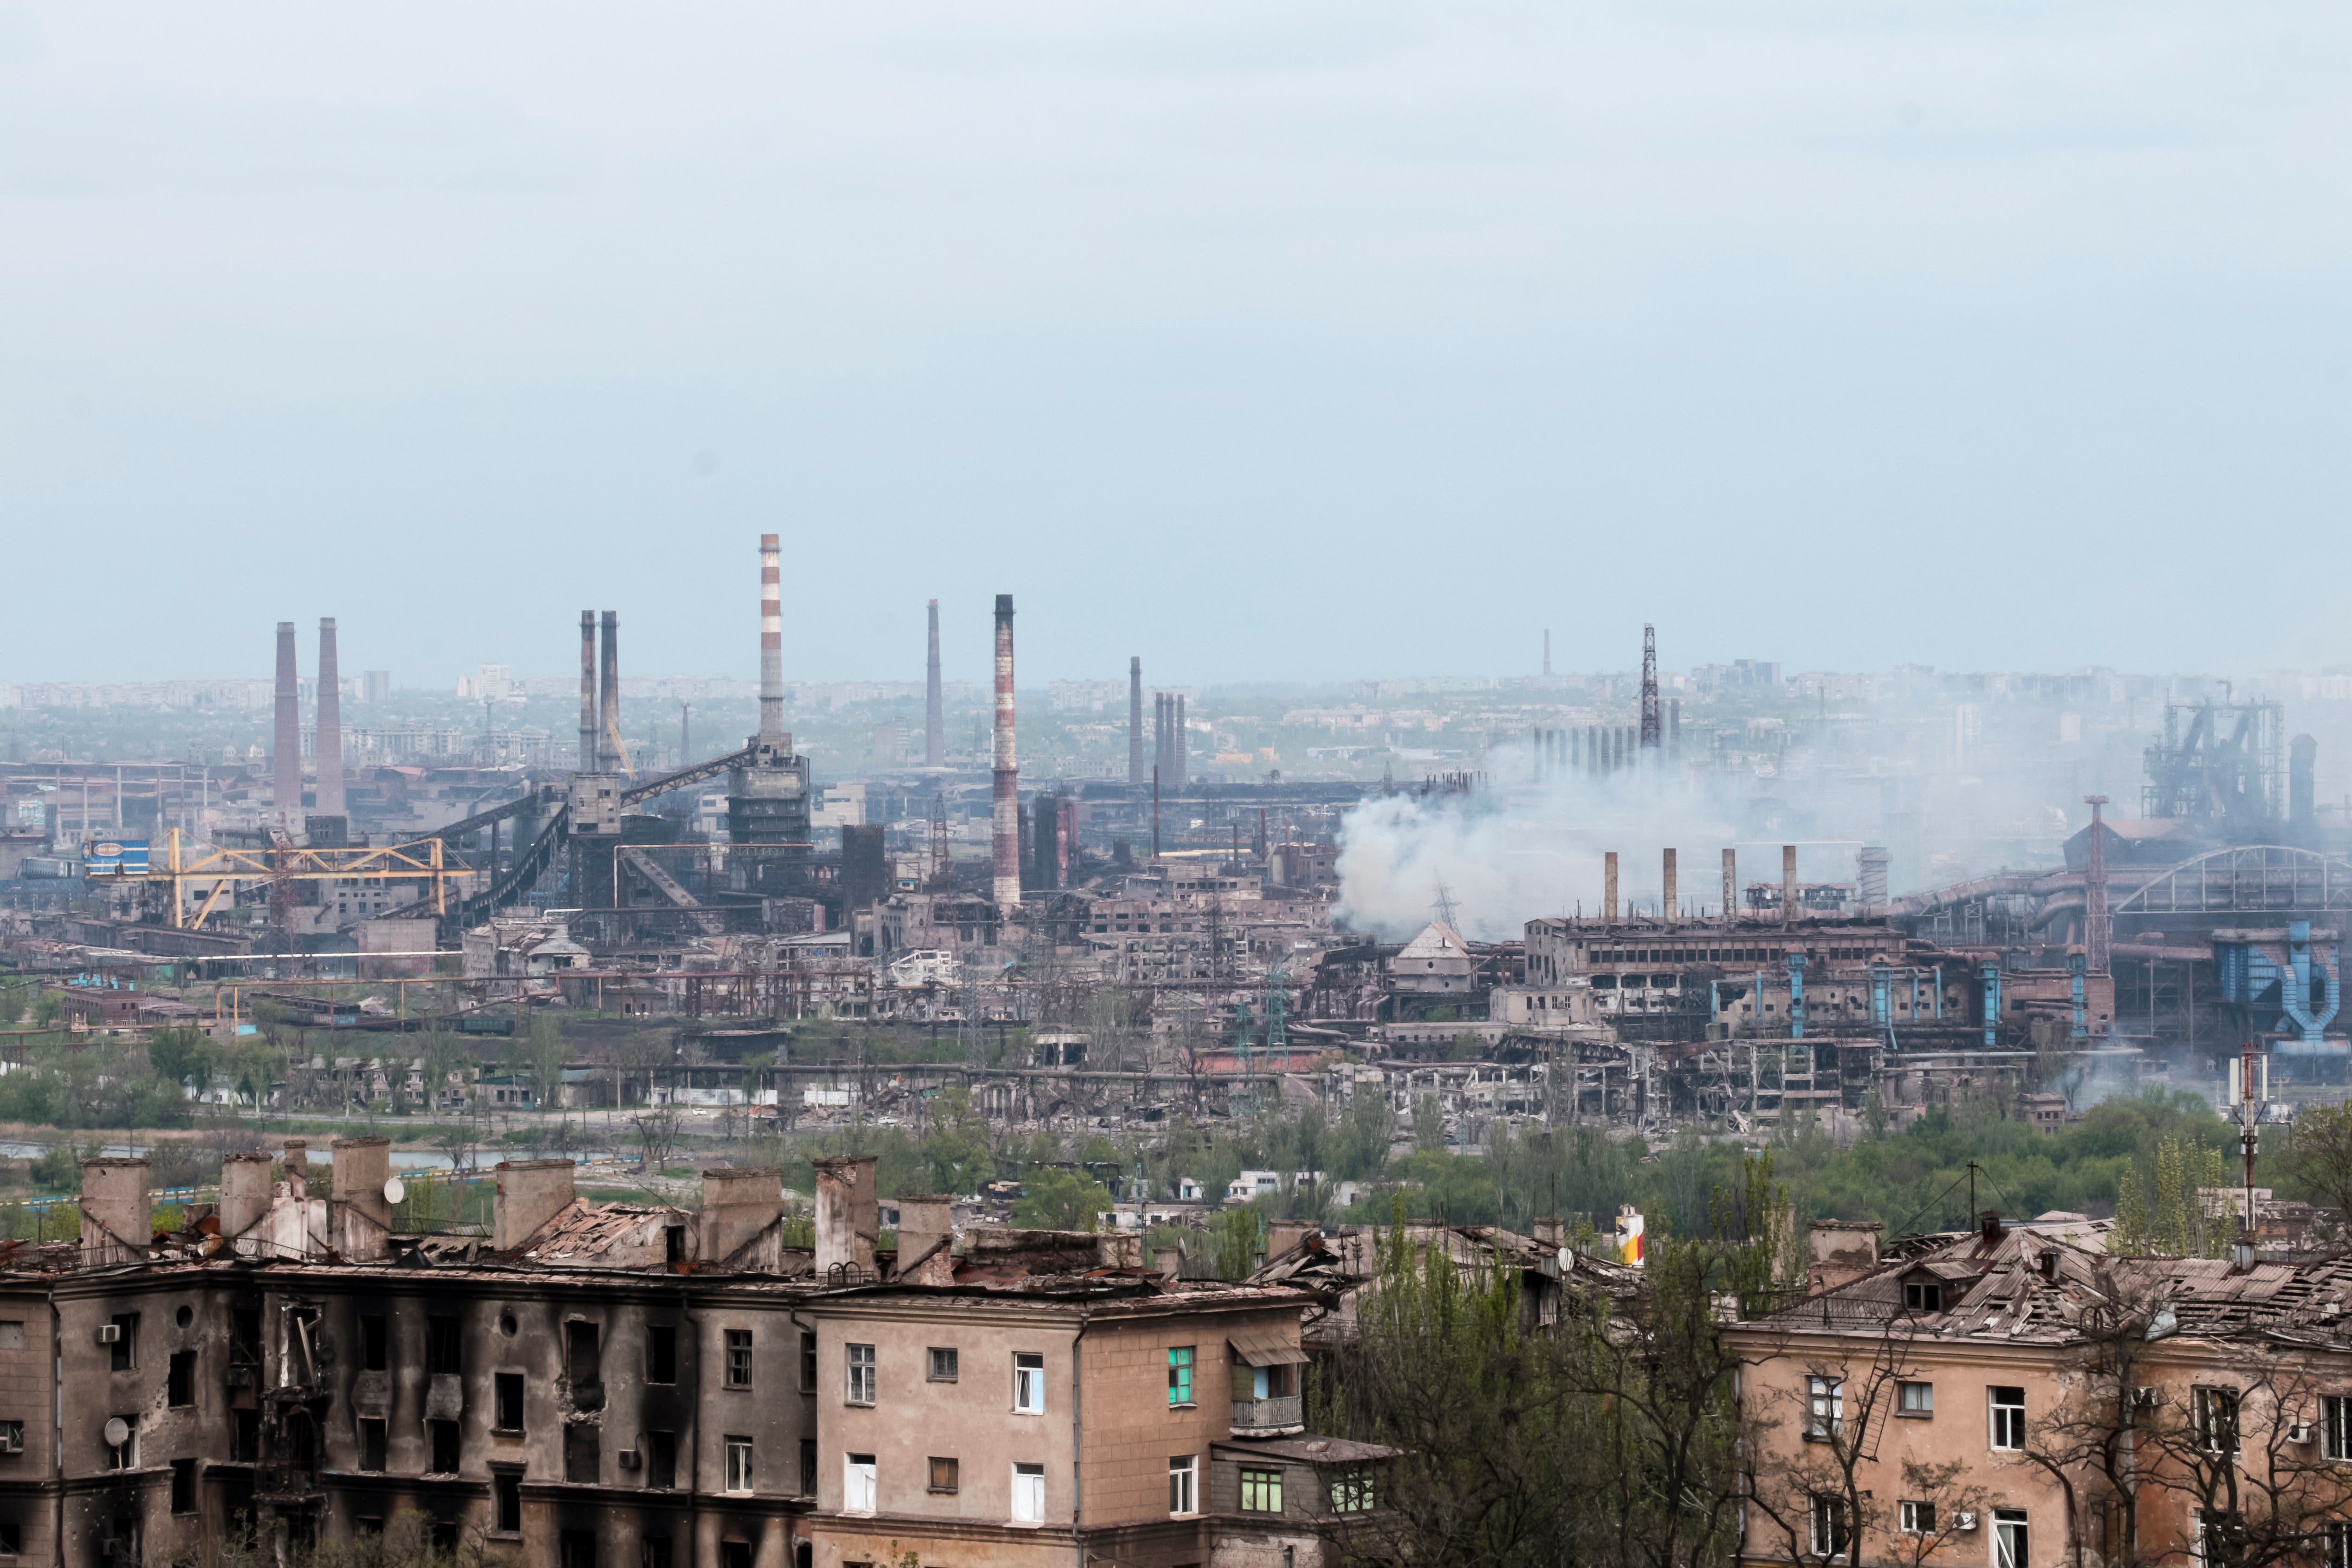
759,533,784,740
991,594,1019,909
272,621,300,828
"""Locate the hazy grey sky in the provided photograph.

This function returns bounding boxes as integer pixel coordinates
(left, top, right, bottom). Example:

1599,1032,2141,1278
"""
5,2,2346,688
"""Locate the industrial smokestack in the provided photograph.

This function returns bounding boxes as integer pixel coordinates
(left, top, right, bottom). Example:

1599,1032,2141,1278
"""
760,534,784,740
578,610,598,771
991,594,1019,909
1782,844,1797,928
1175,695,1187,788
1662,848,1677,923
925,599,945,766
1722,848,1736,924
599,611,631,773
1605,851,1619,923
272,621,300,826
315,618,344,816
1128,657,1144,786
2083,795,2111,975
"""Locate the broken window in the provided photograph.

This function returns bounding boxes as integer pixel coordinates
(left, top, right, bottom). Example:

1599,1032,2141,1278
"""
492,1471,522,1533
1989,1387,2026,1451
359,1315,387,1372
646,1431,675,1490
167,1352,195,1407
726,1330,753,1390
426,1316,461,1377
428,1419,460,1476
358,1418,386,1473
646,1326,676,1386
494,1373,524,1432
564,1426,599,1484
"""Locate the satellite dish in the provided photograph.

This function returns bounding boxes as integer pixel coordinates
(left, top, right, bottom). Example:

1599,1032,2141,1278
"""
383,1177,407,1205
103,1418,128,1448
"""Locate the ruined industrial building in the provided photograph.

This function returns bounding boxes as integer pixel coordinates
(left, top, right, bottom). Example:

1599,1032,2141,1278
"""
5,532,2352,1568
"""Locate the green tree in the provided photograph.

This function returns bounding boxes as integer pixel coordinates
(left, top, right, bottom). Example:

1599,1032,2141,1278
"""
527,1015,567,1111
1012,1168,1110,1231
2112,1133,2232,1257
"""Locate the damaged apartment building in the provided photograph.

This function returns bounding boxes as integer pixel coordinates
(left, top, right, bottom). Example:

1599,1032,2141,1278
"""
0,1147,1388,1568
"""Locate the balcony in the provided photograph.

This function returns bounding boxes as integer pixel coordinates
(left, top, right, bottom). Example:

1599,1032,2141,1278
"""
1231,1395,1304,1436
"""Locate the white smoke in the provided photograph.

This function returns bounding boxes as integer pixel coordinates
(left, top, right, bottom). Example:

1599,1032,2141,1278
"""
1332,734,2094,942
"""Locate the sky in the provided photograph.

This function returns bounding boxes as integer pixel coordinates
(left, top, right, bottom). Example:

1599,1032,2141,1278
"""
4,2,2349,690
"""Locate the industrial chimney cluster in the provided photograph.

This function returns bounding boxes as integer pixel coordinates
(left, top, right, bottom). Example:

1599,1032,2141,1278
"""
269,616,347,836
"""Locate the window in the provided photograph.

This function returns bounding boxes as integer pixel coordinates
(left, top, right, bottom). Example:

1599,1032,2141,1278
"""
1328,1466,1375,1512
1809,1495,1850,1559
1168,1347,1195,1406
928,1348,959,1382
2195,1387,2241,1455
232,1409,259,1463
564,1426,599,1484
170,1458,196,1514
1807,1377,1844,1441
1012,1463,1045,1523
360,1314,387,1372
643,1538,673,1568
1904,1281,1944,1312
800,1439,817,1497
107,1415,137,1470
665,1225,685,1264
1899,1501,1935,1535
929,1457,959,1494
356,1518,383,1537
1250,1365,1296,1400
557,1535,596,1568
842,1452,875,1512
567,1322,602,1390
109,1315,138,1373
646,1326,676,1385
1898,1381,1934,1415
495,1373,525,1432
433,1520,460,1556
427,1316,461,1377
1169,1455,1198,1516
1240,1467,1284,1513
0,1423,21,1455
800,1332,816,1392
1989,1387,2026,1451
429,1419,460,1475
1013,1353,1045,1414
726,1330,754,1389
2325,1523,2352,1568
727,1437,757,1497
647,1431,676,1490
493,1471,522,1534
1994,1509,2028,1568
846,1344,876,1406
168,1351,195,1407
2327,1396,2352,1463
0,1522,19,1555
358,1418,387,1473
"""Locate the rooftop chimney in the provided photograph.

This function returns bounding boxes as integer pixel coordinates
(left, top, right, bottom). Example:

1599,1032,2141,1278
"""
272,621,300,826
494,1160,577,1251
760,534,784,740
315,618,344,816
814,1155,879,1280
699,1167,783,1264
332,1136,392,1261
284,1139,308,1200
598,611,629,773
219,1153,272,1256
894,1193,955,1286
1980,1210,2003,1244
924,598,944,765
991,594,1020,909
578,610,598,771
79,1158,149,1266
1128,657,1145,786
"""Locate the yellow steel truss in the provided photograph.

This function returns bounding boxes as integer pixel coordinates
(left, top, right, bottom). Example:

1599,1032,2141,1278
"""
160,829,475,928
